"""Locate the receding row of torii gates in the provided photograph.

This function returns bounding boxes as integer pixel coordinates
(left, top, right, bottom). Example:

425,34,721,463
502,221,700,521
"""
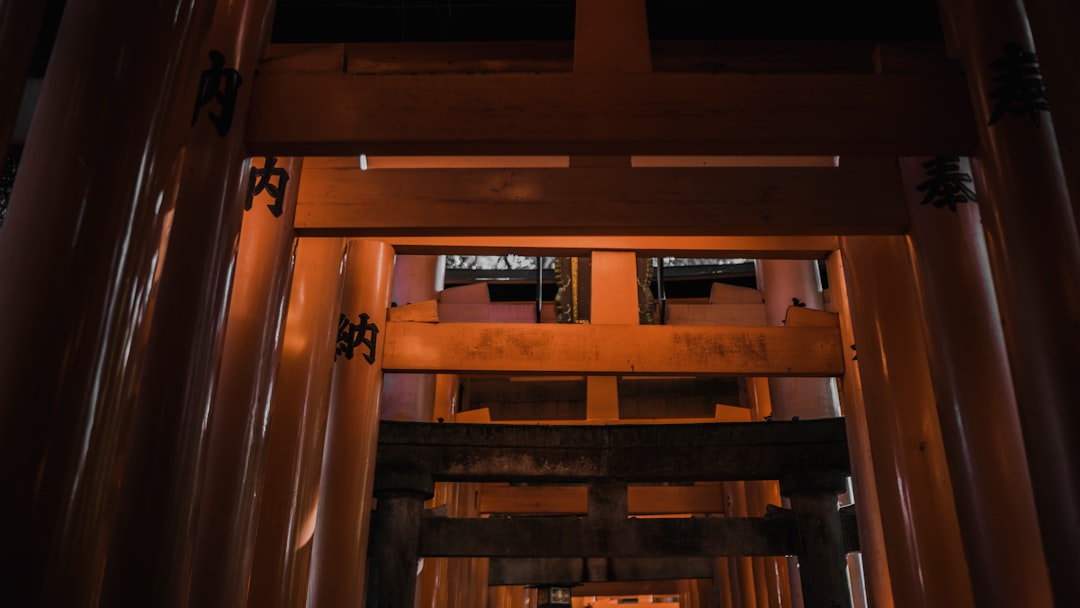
0,0,1078,607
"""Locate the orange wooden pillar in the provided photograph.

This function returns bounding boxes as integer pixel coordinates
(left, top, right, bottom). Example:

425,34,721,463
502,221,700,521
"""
381,254,442,422
419,373,461,608
755,259,838,608
744,377,793,608
98,3,283,604
900,156,1053,608
0,0,46,157
724,481,759,608
936,2,1080,603
185,156,300,607
825,254,894,608
0,1,216,605
248,237,346,608
307,239,395,607
839,236,974,608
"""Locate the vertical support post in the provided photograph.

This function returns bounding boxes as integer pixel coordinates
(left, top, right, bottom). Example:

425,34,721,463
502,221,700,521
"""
249,237,348,608
825,252,894,608
536,255,544,323
936,2,1080,602
1011,0,1080,218
782,472,851,608
133,1,295,593
839,236,974,608
381,254,441,422
744,377,793,608
307,239,395,608
419,373,460,608
656,257,667,324
586,250,639,420
0,0,216,605
182,155,300,608
900,156,1053,608
755,259,839,421
366,463,434,608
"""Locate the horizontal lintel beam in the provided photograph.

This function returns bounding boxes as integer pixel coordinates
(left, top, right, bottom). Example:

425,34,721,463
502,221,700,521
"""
248,71,975,156
478,483,726,516
419,515,796,558
295,158,907,236
381,321,845,376
378,419,851,482
331,235,839,259
487,556,724,585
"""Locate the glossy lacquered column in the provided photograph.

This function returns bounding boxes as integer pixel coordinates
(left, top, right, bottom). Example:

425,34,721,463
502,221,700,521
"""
839,236,974,608
381,254,442,422
0,0,46,157
901,157,1052,608
184,154,300,608
0,1,216,605
249,238,346,608
825,253,894,608
744,377,793,608
101,4,283,605
1022,0,1080,219
755,260,839,421
307,239,395,608
937,2,1080,603
419,373,461,608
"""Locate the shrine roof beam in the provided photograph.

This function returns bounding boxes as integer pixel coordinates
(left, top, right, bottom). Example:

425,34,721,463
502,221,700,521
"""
295,158,908,237
246,71,975,157
381,321,845,377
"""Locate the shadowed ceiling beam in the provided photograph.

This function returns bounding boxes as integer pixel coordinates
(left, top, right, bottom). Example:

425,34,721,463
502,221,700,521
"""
247,70,975,156
295,157,907,236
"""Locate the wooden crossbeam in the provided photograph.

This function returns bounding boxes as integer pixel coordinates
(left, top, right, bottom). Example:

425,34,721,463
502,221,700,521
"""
247,70,974,156
381,321,845,376
478,484,726,516
377,419,851,482
488,557,719,585
295,158,907,236
371,235,840,258
419,516,795,558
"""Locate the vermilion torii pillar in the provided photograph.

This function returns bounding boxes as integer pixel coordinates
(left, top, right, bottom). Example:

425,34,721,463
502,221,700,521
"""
839,236,975,608
0,1,217,605
307,239,395,608
249,237,346,608
900,156,1052,608
185,154,301,607
99,2,285,604
936,2,1080,604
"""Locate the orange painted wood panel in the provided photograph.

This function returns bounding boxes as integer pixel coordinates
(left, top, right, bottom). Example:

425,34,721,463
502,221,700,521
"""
381,322,844,376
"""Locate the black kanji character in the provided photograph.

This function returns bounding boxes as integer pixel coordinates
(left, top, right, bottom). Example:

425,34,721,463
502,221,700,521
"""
245,156,290,217
987,43,1049,127
191,50,242,136
916,156,978,212
335,312,379,364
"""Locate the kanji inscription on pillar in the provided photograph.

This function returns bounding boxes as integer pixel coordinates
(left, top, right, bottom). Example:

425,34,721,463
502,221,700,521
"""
336,313,379,364
245,156,289,217
191,50,243,136
916,156,977,212
986,43,1049,127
